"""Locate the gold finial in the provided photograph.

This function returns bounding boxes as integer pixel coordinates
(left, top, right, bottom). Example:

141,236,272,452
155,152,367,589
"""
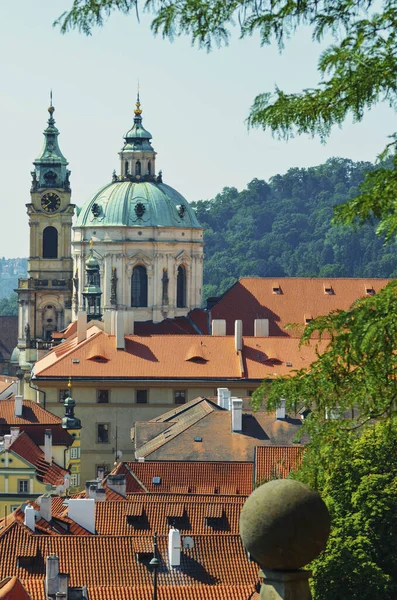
48,89,55,115
89,239,94,250
134,84,142,116
68,377,72,391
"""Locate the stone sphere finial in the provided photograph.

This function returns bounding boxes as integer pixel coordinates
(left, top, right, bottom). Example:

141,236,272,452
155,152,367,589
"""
240,479,330,571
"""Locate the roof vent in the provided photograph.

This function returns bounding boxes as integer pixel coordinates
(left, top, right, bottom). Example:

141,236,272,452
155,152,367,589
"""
323,282,334,295
366,287,375,296
304,315,313,324
272,282,282,294
72,359,80,364
286,361,293,367
152,476,161,485
194,436,202,442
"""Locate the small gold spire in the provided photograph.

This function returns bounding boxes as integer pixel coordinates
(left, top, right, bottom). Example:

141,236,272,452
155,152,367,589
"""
48,89,55,115
134,85,142,116
89,239,94,250
68,377,72,391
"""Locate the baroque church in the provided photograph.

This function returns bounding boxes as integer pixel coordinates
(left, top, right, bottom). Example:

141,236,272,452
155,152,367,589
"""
16,95,204,367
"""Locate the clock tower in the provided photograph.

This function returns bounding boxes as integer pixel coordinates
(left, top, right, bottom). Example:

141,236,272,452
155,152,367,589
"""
16,99,74,352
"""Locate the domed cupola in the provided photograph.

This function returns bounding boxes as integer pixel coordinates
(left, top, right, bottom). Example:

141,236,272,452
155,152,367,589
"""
119,92,157,180
72,96,204,324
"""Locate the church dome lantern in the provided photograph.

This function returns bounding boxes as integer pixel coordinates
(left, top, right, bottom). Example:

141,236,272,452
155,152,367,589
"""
72,94,204,323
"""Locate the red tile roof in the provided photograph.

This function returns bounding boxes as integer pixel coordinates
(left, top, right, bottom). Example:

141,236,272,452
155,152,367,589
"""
33,330,320,382
211,277,391,336
0,399,62,426
9,432,68,486
112,461,253,495
0,578,31,600
255,446,304,484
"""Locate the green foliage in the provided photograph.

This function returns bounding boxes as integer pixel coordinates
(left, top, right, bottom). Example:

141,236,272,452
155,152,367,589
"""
297,420,397,600
191,158,397,299
0,294,18,316
57,1,397,241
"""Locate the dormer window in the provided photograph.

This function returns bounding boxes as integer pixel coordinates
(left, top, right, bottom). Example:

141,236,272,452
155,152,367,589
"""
366,287,375,296
272,282,282,294
304,315,313,325
323,282,334,295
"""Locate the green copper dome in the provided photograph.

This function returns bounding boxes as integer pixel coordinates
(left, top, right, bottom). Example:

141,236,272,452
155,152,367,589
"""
75,181,201,228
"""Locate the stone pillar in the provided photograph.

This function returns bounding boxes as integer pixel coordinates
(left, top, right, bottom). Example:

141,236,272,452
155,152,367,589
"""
239,479,330,600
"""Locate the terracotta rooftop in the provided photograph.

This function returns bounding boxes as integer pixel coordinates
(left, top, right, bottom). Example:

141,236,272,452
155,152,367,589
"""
254,446,304,484
111,461,254,495
0,526,259,592
0,398,73,446
33,328,321,381
134,397,303,462
0,398,62,426
211,277,391,336
0,578,31,600
9,432,68,487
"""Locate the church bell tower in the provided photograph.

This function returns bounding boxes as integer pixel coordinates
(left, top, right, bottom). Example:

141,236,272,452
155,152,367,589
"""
16,97,74,349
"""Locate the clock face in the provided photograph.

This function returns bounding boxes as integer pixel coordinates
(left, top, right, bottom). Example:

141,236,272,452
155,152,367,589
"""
41,192,61,213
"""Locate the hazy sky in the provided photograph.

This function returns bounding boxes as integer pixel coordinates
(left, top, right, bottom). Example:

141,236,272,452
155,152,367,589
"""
0,1,394,257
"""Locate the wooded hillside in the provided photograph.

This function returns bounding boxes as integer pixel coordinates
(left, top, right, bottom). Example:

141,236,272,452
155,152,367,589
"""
192,157,397,300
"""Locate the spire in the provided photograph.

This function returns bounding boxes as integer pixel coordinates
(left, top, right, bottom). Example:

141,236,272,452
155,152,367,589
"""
82,240,102,321
61,378,81,430
31,96,71,191
122,91,154,150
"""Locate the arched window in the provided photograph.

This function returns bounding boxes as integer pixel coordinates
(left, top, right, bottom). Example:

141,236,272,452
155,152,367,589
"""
43,226,58,259
131,265,148,307
125,161,129,176
177,265,186,308
147,161,151,175
135,161,141,176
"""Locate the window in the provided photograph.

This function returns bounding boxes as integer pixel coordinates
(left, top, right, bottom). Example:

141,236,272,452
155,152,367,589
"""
43,226,58,259
147,161,151,175
10,505,19,512
70,447,80,459
131,265,148,307
174,390,186,405
125,161,129,175
96,464,110,479
136,390,148,404
97,423,109,443
97,390,109,404
59,389,70,403
70,474,80,487
177,265,186,308
135,160,141,176
18,480,28,493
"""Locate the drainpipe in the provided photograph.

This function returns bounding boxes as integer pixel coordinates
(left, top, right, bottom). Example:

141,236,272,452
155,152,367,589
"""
29,379,47,410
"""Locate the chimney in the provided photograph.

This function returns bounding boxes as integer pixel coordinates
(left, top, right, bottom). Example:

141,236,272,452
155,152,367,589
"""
3,434,12,450
10,427,20,443
38,494,52,522
68,499,95,534
95,487,107,502
44,429,52,463
276,398,286,420
235,320,243,352
124,310,134,336
217,388,230,410
232,398,243,432
254,318,269,337
14,395,23,417
168,528,181,568
24,505,35,531
107,474,126,498
77,311,87,344
45,555,60,597
85,479,98,499
115,311,125,350
212,319,226,336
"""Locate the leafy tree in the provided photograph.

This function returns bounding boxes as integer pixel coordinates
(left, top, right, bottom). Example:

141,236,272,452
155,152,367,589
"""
0,294,18,316
301,419,397,600
251,280,397,597
57,1,397,238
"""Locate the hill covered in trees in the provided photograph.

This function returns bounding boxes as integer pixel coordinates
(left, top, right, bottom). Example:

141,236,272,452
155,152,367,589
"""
192,157,397,300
